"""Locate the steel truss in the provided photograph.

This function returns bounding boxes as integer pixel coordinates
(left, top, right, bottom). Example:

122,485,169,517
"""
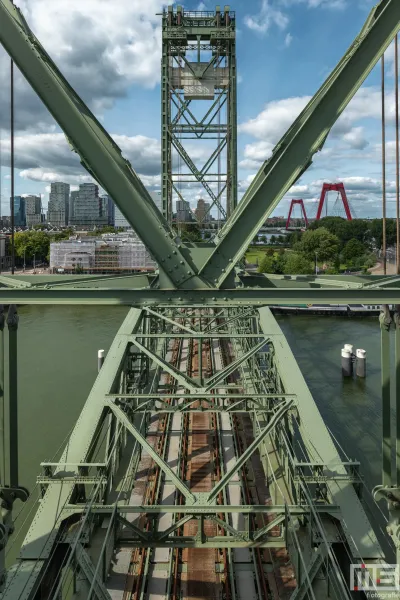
1,305,388,599
161,6,237,223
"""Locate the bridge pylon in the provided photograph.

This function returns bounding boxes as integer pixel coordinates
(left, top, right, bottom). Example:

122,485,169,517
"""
316,182,353,220
286,198,309,230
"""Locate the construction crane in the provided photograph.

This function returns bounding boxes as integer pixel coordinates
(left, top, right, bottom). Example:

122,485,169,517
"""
0,1,399,598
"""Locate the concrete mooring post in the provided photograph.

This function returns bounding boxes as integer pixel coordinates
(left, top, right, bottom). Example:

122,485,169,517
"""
341,345,353,377
98,349,105,372
356,349,366,378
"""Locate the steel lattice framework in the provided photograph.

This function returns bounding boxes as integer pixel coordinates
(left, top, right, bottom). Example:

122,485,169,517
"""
161,6,237,225
0,0,400,598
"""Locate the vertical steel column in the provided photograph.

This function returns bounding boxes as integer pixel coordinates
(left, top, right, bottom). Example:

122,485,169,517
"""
381,55,387,275
395,35,400,275
10,55,15,275
7,305,18,488
395,307,400,486
227,29,237,217
161,9,171,221
0,307,4,487
380,305,392,487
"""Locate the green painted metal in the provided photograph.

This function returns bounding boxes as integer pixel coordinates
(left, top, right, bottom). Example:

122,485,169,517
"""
161,6,237,226
6,307,18,488
380,306,393,487
257,307,384,559
396,308,400,486
0,0,203,289
207,398,294,503
0,280,399,304
0,307,5,489
200,0,400,287
107,400,195,502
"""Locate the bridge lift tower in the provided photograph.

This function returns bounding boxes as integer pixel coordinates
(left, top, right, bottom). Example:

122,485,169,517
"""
0,1,400,599
161,6,237,225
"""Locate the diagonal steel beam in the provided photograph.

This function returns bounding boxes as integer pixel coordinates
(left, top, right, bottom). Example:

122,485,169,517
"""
129,338,200,392
76,543,113,600
118,515,149,541
107,401,195,503
200,0,400,287
0,0,202,289
253,514,285,541
156,515,193,541
204,338,268,392
209,515,248,542
207,399,293,503
143,306,198,335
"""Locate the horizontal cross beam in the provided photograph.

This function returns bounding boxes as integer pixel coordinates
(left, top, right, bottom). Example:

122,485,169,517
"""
0,286,399,305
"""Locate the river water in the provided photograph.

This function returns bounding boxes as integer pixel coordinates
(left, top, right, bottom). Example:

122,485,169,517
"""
4,306,395,564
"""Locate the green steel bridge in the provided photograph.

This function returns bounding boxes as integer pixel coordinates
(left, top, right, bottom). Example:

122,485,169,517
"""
0,1,400,598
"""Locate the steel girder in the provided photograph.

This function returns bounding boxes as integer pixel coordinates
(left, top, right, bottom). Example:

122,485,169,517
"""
200,0,400,287
0,273,400,304
0,0,205,290
2,305,386,600
161,7,237,223
1,0,399,289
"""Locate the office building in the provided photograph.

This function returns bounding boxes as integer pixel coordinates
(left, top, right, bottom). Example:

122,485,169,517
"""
195,198,211,223
100,195,115,226
69,190,79,223
10,196,26,227
25,195,42,227
70,183,107,228
48,182,70,227
176,199,191,222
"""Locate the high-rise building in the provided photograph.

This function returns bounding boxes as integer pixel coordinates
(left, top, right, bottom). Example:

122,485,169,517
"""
176,199,191,222
10,196,26,227
25,195,42,227
100,195,114,226
194,198,211,223
69,190,79,223
48,182,70,227
114,205,130,229
70,183,107,228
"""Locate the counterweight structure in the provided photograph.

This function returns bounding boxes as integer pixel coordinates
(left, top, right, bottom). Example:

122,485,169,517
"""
0,0,400,599
161,6,237,225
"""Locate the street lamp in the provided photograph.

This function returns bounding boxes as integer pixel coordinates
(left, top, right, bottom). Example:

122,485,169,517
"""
33,253,36,274
23,247,26,272
315,252,318,276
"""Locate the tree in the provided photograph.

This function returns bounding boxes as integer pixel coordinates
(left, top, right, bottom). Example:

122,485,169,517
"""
178,223,202,242
296,227,339,262
270,235,276,245
266,247,274,256
283,253,313,275
14,231,50,263
342,238,366,265
258,255,275,273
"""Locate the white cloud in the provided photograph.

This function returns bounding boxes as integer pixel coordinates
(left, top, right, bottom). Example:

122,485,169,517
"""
280,0,346,8
0,132,162,183
244,0,289,35
284,33,293,47
1,0,170,132
238,85,398,169
239,96,310,140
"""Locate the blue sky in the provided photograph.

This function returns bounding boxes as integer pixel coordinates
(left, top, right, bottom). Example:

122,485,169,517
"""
0,0,397,220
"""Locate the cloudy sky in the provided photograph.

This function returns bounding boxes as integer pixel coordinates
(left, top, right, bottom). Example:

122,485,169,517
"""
0,0,398,219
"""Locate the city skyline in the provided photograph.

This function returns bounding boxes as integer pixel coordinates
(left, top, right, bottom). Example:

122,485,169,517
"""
0,0,397,222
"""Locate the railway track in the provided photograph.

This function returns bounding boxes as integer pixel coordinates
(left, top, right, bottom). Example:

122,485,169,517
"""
114,310,292,600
